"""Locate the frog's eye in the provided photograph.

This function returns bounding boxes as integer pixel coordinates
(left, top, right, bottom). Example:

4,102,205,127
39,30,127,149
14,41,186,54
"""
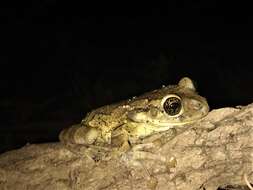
163,95,182,116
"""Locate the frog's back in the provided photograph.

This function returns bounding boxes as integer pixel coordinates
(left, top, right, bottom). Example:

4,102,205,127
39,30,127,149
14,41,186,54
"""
81,100,131,130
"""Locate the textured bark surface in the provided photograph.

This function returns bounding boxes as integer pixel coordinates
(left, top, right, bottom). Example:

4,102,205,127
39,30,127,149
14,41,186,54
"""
1,104,253,190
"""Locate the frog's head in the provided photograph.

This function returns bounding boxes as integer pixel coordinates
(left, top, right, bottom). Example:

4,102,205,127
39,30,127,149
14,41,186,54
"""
128,77,209,127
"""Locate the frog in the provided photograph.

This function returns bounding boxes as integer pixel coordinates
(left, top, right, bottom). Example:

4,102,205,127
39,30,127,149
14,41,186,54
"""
59,77,209,151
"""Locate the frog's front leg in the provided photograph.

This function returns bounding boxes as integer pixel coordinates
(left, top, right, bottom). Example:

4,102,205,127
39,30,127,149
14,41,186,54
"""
124,133,172,165
59,124,100,145
111,125,131,153
111,126,164,158
122,142,178,174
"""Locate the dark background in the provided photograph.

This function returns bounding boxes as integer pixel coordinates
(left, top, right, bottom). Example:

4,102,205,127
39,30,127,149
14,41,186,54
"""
1,1,253,153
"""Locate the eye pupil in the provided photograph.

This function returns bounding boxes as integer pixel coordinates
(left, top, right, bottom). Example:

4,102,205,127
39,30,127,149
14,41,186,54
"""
163,97,182,116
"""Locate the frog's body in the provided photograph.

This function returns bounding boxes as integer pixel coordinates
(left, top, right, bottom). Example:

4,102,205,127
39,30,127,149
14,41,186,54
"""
59,77,209,149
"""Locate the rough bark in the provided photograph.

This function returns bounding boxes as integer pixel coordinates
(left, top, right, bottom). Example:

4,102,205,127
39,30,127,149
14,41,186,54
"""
1,104,253,190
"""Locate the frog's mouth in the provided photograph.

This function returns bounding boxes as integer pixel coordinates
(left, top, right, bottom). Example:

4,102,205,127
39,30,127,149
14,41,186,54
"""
143,119,201,127
128,115,198,127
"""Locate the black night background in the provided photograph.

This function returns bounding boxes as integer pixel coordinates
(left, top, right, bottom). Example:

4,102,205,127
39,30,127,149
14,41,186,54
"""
1,1,253,153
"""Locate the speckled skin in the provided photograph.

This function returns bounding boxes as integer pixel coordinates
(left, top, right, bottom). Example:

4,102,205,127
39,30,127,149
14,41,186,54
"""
59,77,209,148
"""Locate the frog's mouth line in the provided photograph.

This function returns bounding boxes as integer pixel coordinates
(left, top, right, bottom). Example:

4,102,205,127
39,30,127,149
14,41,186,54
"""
147,120,199,127
152,110,209,127
128,118,202,129
134,120,197,133
133,112,209,127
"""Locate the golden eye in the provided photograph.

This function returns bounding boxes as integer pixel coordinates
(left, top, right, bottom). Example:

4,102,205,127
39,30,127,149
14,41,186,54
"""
163,96,182,116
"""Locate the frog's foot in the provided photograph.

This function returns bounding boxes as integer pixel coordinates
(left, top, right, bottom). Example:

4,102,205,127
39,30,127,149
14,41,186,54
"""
130,142,166,162
131,149,166,163
59,124,99,145
111,128,166,160
131,142,157,152
111,141,159,160
121,141,176,172
106,128,131,158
